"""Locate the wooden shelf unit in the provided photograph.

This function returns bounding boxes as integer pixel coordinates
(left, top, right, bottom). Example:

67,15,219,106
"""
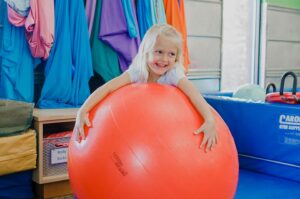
32,108,78,184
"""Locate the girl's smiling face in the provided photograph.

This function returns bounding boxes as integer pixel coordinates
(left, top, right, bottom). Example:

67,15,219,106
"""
147,35,178,80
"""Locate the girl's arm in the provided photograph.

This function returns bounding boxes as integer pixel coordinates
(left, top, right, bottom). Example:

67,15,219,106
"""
74,72,131,141
177,77,218,152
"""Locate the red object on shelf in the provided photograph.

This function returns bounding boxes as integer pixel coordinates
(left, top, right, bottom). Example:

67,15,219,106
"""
266,71,300,104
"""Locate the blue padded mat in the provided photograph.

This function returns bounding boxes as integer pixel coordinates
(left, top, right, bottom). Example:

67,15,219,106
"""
205,95,300,182
235,169,300,199
0,171,34,199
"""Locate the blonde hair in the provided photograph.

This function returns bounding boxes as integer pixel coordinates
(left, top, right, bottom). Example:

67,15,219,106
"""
129,24,183,82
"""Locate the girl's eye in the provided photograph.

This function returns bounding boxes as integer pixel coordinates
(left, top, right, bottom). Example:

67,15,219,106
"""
169,52,176,57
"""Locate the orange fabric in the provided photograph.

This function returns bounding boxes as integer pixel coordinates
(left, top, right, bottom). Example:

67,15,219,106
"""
163,0,190,71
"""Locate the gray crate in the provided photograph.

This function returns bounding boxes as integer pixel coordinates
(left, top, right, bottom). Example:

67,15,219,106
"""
43,135,71,177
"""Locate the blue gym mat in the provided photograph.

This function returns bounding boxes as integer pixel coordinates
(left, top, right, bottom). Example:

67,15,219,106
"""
204,93,300,199
0,170,34,199
235,169,300,199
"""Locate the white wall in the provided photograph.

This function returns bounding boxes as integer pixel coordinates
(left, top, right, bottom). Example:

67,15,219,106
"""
185,0,222,92
221,0,259,90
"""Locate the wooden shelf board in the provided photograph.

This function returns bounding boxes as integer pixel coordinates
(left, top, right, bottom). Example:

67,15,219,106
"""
33,108,78,122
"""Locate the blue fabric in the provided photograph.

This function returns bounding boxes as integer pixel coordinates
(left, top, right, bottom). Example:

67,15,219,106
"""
0,0,5,68
121,0,138,38
136,0,166,39
0,171,34,199
235,169,300,199
0,5,40,102
37,0,93,108
205,94,300,182
136,0,157,39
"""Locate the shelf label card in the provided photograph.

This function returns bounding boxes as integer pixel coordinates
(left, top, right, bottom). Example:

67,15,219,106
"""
51,148,68,164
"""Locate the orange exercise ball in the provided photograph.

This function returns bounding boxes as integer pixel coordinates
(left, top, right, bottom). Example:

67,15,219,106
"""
68,84,238,199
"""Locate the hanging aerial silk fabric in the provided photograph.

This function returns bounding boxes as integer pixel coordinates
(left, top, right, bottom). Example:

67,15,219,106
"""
99,0,140,71
24,0,54,60
37,0,93,108
156,0,167,24
0,1,4,67
163,0,190,70
4,0,30,17
90,0,121,82
122,0,138,38
0,5,40,102
7,0,54,60
136,0,155,39
85,0,97,37
136,0,166,39
7,5,26,26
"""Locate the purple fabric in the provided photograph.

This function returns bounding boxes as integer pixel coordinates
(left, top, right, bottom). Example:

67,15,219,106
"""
85,0,97,37
99,0,140,71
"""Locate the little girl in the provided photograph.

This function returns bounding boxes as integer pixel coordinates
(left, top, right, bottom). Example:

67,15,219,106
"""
74,24,218,152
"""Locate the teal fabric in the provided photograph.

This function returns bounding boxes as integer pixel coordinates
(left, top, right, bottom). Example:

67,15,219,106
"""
90,0,121,82
156,0,166,24
0,100,34,136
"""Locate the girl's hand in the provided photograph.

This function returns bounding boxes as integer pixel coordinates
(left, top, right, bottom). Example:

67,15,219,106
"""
74,111,91,142
194,120,218,152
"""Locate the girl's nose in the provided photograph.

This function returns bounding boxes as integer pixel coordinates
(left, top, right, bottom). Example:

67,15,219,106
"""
161,54,169,62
